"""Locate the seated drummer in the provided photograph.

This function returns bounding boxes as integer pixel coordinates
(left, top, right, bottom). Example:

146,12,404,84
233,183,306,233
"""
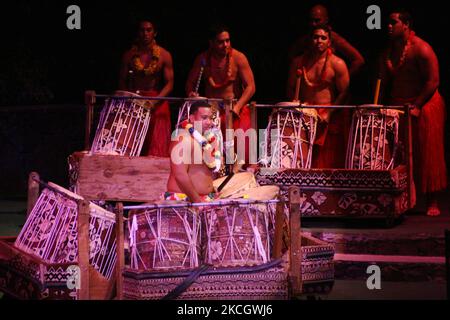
166,100,221,203
287,24,350,168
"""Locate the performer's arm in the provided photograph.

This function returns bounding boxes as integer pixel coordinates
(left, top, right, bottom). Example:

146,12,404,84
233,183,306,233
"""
233,53,256,115
185,54,203,97
332,32,365,76
169,138,203,203
157,50,174,98
413,43,440,109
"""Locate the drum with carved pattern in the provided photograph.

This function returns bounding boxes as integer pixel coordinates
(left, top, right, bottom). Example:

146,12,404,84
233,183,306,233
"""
263,102,318,169
127,206,201,271
91,90,152,156
14,182,117,280
202,201,272,267
346,107,400,170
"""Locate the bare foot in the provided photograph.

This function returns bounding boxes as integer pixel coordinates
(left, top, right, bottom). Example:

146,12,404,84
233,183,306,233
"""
426,193,441,216
426,206,441,216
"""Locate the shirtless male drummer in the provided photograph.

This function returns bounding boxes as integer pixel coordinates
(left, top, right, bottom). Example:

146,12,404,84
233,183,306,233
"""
185,24,256,166
118,19,174,157
287,24,350,168
379,10,447,216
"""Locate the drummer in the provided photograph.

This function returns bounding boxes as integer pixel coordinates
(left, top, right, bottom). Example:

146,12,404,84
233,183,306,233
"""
185,24,256,167
166,100,219,203
287,24,350,168
119,19,174,157
378,10,447,216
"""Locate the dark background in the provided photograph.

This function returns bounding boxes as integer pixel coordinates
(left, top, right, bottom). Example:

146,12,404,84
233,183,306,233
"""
0,0,448,197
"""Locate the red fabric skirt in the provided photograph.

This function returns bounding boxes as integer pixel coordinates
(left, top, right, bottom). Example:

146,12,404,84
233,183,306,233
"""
391,91,447,193
140,90,171,157
220,104,252,164
313,108,351,168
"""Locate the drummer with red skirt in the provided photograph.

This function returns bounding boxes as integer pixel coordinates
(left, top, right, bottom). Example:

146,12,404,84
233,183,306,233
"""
378,10,447,216
185,24,256,168
119,19,174,157
287,24,350,169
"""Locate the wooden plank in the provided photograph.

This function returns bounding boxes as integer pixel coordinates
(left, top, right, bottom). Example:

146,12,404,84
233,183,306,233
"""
74,153,170,202
225,100,234,173
89,266,115,300
405,107,415,209
77,200,90,300
84,91,96,151
27,172,40,218
272,196,285,259
115,203,124,300
334,253,445,264
288,186,302,296
446,229,449,300
0,239,74,267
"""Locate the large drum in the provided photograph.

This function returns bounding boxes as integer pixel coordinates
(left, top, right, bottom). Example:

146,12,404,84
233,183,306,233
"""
128,206,201,271
206,173,279,267
91,90,152,156
14,183,117,280
263,102,318,169
202,200,273,267
346,107,400,170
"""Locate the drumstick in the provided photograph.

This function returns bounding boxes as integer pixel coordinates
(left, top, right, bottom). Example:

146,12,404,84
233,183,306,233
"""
217,173,234,192
194,58,207,94
374,78,381,105
293,68,302,102
217,160,244,192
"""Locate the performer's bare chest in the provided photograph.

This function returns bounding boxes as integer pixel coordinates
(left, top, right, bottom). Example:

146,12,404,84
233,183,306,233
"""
307,61,334,81
209,56,237,79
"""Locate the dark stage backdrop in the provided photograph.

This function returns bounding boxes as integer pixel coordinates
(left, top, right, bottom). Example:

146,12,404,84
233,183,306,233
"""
0,0,448,197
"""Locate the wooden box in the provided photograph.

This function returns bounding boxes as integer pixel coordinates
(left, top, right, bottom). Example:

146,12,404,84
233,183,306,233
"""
0,237,114,300
256,166,410,223
0,180,117,300
68,152,170,202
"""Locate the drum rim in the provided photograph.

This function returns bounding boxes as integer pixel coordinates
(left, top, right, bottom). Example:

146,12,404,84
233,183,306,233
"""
113,90,142,97
275,101,301,107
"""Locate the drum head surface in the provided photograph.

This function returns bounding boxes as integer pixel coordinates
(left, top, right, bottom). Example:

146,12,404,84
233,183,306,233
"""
230,185,280,200
276,101,300,107
213,172,258,198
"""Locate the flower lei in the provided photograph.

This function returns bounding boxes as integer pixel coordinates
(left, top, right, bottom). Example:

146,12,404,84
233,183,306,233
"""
206,48,234,89
386,31,415,75
302,48,332,88
181,120,222,172
131,42,161,76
